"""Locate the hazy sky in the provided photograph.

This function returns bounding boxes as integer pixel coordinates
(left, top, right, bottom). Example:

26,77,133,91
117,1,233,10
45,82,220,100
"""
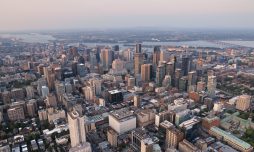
1,0,254,31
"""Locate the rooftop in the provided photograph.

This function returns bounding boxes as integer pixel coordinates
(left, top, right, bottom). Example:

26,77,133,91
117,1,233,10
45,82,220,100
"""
210,127,252,150
110,108,135,121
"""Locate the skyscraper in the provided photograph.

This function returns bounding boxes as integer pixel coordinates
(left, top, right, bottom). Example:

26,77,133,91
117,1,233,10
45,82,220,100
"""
207,75,217,97
100,48,113,70
153,46,161,66
136,43,142,53
134,44,143,76
156,64,166,85
165,127,184,149
182,55,191,76
236,95,251,111
141,64,152,82
68,111,86,148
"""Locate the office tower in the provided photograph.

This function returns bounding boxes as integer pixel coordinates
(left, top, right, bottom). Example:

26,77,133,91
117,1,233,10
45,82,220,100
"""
82,86,94,101
112,59,124,71
128,77,135,87
166,62,174,76
196,50,203,70
179,117,201,141
160,50,170,62
108,90,123,103
7,106,25,121
179,77,188,92
165,127,184,149
134,95,141,107
37,78,47,96
156,64,166,85
77,63,87,77
153,46,161,66
41,86,49,98
136,43,142,53
55,82,65,102
26,86,34,99
107,127,118,147
54,67,62,80
46,93,57,107
182,55,191,76
207,75,217,97
123,48,133,61
109,108,136,134
174,68,182,88
141,64,152,82
26,99,37,117
162,75,172,88
44,67,55,90
141,138,155,152
72,61,78,76
197,81,206,92
236,95,251,111
188,71,197,86
134,53,143,76
65,82,72,94
68,111,86,147
175,109,190,126
100,48,113,70
90,78,102,96
110,59,127,75
131,128,149,151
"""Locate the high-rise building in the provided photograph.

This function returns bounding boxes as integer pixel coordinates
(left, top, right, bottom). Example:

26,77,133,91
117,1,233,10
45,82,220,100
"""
134,53,143,76
156,64,166,85
134,44,143,76
131,128,150,151
7,106,25,121
133,95,141,107
160,50,170,62
26,86,35,99
68,111,86,148
11,88,25,100
141,64,152,82
182,55,191,76
107,90,123,103
43,67,55,90
109,108,136,134
236,95,251,111
100,48,113,70
136,43,142,53
55,82,65,102
26,99,37,117
207,75,217,97
41,86,49,98
46,93,57,107
165,127,184,149
188,71,197,86
153,46,161,66
166,62,174,76
77,63,87,77
107,127,118,147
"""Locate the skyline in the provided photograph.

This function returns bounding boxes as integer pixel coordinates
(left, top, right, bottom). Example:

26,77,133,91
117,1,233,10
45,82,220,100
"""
1,0,254,32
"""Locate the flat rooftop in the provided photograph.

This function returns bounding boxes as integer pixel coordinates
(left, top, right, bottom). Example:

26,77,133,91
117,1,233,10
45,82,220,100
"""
110,108,135,121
